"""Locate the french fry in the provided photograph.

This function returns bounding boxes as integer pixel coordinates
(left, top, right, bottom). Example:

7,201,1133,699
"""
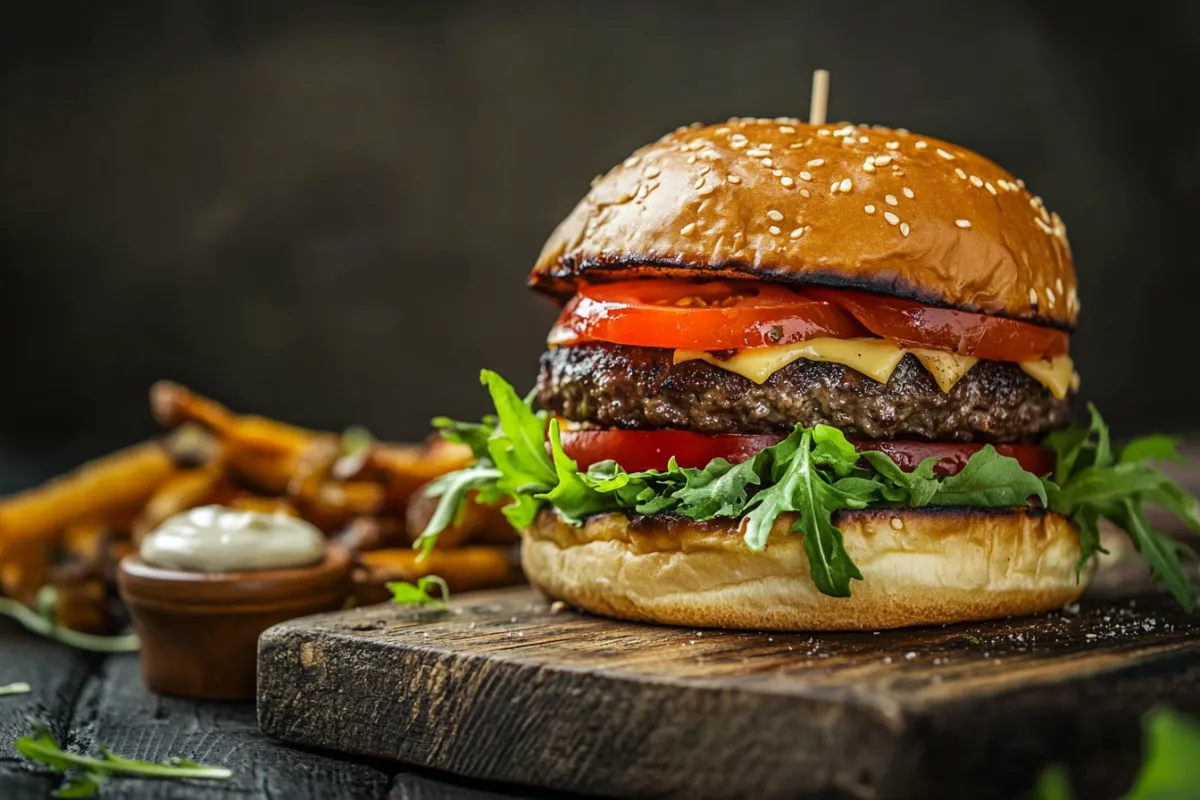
131,467,225,543
335,517,408,553
0,442,174,555
226,495,300,517
368,439,473,512
355,545,519,605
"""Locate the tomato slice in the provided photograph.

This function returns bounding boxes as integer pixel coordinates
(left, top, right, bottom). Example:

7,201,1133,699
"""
559,429,784,473
558,428,1053,478
805,288,1068,362
548,280,867,350
849,439,1054,478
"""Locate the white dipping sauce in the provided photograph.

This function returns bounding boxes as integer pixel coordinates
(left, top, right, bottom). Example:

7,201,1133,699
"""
140,505,326,573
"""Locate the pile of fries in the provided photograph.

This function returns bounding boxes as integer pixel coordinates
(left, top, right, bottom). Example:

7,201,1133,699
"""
0,382,518,635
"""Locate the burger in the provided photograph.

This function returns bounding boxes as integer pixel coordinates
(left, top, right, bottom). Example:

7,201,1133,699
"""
418,118,1199,630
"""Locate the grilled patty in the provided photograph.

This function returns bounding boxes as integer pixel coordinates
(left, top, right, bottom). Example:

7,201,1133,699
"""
538,342,1069,443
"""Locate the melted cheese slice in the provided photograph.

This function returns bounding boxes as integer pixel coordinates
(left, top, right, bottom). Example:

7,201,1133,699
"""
674,339,1076,398
909,348,979,393
675,338,907,385
1018,355,1077,400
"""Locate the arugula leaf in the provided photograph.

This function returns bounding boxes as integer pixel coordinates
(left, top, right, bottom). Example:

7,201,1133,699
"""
1112,499,1196,611
540,420,621,523
1121,434,1185,466
674,456,765,519
743,429,865,596
1032,764,1074,800
861,451,940,507
480,370,556,487
928,446,1048,508
15,718,232,798
414,465,502,555
387,575,451,609
432,415,496,461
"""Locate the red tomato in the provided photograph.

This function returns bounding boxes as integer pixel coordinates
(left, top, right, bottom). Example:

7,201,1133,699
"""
849,440,1054,478
558,428,1053,478
548,280,867,351
805,288,1068,362
558,429,784,472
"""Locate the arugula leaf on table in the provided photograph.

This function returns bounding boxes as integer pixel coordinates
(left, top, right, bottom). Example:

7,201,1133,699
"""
15,718,232,798
387,575,451,610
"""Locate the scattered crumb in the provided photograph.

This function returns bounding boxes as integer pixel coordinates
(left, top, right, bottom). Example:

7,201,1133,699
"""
549,601,567,614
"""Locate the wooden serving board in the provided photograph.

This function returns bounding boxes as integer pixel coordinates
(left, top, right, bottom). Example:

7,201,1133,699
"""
258,562,1200,800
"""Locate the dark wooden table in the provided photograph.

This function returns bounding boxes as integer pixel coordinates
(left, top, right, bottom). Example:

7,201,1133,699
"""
0,619,555,799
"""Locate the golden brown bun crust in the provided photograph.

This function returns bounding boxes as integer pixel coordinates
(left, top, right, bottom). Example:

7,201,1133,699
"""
531,119,1078,329
523,507,1089,631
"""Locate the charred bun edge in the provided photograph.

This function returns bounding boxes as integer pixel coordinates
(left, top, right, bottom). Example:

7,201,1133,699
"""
529,254,1076,333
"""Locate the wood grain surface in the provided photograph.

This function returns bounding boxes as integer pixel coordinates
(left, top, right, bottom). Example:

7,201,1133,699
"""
258,570,1200,800
0,619,553,798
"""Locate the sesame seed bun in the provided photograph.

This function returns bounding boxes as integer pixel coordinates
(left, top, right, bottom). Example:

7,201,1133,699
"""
531,119,1078,329
522,507,1090,631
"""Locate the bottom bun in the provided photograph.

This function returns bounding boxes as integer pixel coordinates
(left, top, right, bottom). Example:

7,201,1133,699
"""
523,507,1090,631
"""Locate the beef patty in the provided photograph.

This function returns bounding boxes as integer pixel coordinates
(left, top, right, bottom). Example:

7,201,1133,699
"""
538,342,1069,443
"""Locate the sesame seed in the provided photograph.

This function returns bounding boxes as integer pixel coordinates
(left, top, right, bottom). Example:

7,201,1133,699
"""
807,158,825,167
969,175,983,187
1046,288,1056,307
875,155,892,166
915,140,928,149
681,223,696,235
1029,288,1038,305
937,148,955,160
697,185,714,196
890,517,904,530
817,128,831,136
779,125,796,134
902,187,914,199
772,169,783,177
699,165,711,175
730,140,747,150
761,158,774,167
884,211,900,225
885,194,898,206
1035,216,1053,233
747,148,769,158
693,177,705,189
1055,278,1064,293
900,222,910,237
985,182,997,195
790,227,805,239
727,174,741,184
842,136,856,146
830,181,840,193
644,166,660,178
833,125,854,136
839,178,853,192
788,142,806,149
731,133,748,143
799,171,813,181
767,209,784,221
863,162,876,173
864,204,876,214
687,155,696,164
624,156,640,167
734,231,744,239
780,176,795,187
1016,178,1026,188
955,219,971,228
955,168,968,180
636,185,647,199
859,135,869,143
769,225,781,235
886,141,899,150
715,127,731,135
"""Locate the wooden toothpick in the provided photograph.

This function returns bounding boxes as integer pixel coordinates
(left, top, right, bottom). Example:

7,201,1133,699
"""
809,69,830,126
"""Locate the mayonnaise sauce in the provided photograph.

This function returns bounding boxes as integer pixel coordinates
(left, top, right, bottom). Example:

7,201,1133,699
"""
139,505,326,573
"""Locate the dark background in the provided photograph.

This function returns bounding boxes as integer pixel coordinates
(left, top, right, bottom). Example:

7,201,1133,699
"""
1,0,1197,492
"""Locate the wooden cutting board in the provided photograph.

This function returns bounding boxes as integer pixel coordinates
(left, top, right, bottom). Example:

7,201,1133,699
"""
258,561,1200,800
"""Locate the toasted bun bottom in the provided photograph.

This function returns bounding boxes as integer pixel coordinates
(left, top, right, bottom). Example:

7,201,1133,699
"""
523,508,1090,631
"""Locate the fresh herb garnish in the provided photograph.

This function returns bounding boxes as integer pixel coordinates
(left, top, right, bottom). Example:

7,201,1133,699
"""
0,682,31,697
387,575,451,609
421,372,1200,606
1034,708,1200,799
15,717,232,797
0,590,139,653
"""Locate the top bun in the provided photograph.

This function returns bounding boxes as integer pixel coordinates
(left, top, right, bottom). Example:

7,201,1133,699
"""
531,119,1078,329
